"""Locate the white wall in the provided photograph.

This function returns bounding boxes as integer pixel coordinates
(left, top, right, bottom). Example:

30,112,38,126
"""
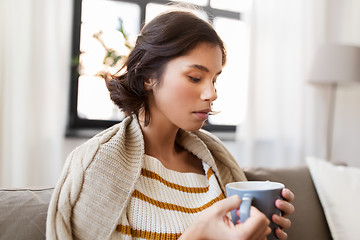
332,86,360,167
323,0,360,167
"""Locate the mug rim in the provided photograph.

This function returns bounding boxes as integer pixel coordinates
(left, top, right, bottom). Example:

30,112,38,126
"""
226,181,285,191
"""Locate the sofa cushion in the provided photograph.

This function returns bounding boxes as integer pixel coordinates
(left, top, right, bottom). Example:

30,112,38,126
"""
0,188,54,240
244,166,332,240
307,157,360,240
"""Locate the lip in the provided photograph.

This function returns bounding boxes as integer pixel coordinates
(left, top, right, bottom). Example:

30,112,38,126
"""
193,109,211,120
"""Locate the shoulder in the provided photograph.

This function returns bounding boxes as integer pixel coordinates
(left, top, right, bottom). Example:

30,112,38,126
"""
48,116,145,239
193,129,247,183
70,115,144,169
56,115,144,197
193,129,227,150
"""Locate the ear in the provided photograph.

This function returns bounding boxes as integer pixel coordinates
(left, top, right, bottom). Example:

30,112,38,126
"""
144,78,155,90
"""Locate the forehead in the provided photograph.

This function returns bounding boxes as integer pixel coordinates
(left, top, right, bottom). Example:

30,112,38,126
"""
174,42,223,73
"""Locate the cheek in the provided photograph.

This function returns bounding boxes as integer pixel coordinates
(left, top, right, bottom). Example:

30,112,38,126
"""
176,84,195,98
172,82,198,107
160,80,196,101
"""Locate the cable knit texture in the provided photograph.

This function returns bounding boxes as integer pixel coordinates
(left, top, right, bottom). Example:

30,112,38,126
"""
46,115,247,240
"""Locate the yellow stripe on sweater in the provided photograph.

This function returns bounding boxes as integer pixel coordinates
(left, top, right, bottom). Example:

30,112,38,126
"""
116,224,182,239
206,167,214,180
141,168,212,193
132,190,225,213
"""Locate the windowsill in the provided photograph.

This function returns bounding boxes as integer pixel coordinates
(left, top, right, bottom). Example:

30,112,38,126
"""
66,128,105,139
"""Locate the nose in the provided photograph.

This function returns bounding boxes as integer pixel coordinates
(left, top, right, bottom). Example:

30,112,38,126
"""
200,82,217,102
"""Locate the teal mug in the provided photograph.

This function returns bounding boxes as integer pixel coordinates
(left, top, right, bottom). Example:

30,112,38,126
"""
226,181,285,240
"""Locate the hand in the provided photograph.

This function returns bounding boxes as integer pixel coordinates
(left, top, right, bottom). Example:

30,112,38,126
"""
272,188,295,240
181,195,271,240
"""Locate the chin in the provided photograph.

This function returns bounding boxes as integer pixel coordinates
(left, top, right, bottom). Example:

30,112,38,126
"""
181,123,204,132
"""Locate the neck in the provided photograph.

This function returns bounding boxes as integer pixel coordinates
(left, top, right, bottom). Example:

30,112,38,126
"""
138,113,204,175
138,113,180,161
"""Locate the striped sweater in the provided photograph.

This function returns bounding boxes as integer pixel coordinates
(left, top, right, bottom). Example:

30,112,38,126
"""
47,115,247,240
113,155,225,239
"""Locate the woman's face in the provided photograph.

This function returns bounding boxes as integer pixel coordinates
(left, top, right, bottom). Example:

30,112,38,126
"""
147,42,223,131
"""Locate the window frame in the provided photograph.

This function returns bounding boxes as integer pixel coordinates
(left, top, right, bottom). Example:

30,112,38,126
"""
67,0,241,137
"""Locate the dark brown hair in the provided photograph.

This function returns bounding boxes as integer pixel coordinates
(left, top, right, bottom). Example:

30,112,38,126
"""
105,10,227,126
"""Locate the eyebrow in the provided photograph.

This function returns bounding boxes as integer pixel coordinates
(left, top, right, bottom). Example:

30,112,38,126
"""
189,64,222,75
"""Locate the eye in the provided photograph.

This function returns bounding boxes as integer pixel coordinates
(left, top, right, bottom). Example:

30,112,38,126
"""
188,76,201,83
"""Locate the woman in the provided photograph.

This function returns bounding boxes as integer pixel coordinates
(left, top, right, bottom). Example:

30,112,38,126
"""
47,9,294,240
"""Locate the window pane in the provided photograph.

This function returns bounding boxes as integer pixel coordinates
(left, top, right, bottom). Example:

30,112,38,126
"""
78,0,140,121
210,17,250,125
210,0,252,12
78,75,125,120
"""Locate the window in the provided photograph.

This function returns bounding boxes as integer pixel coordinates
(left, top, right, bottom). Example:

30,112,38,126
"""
67,0,250,137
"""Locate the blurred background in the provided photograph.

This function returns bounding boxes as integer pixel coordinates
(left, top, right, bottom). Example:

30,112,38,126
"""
1,0,360,188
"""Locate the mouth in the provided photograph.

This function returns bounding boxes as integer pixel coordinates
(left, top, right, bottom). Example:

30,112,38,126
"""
193,109,211,120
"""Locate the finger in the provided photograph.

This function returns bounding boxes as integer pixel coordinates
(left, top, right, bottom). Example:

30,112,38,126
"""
281,188,295,202
214,195,241,216
260,226,272,240
241,223,271,240
275,227,288,240
272,214,291,229
241,207,270,239
275,199,295,217
253,226,271,240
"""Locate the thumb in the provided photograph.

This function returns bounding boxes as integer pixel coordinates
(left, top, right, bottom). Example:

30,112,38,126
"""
214,195,241,215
